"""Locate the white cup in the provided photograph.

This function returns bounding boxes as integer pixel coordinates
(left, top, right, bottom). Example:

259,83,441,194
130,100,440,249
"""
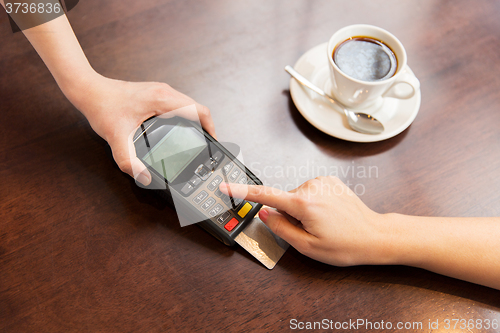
327,24,420,110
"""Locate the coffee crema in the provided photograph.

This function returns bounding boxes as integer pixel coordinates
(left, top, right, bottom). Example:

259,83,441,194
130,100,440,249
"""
333,36,397,82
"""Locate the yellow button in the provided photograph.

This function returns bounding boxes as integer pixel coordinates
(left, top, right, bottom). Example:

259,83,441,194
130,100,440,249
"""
237,202,252,218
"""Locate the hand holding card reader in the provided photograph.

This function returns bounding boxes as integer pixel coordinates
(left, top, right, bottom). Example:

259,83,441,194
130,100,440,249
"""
133,116,288,268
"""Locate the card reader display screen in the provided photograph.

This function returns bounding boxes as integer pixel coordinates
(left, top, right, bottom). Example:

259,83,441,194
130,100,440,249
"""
142,122,207,182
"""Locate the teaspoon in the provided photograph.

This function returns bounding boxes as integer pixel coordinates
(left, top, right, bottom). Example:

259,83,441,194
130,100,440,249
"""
285,65,384,135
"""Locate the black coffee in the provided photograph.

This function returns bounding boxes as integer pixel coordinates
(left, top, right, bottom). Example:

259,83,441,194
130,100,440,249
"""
333,37,397,82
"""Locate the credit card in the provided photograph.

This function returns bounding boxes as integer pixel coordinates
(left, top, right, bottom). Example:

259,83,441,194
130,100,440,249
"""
235,212,289,269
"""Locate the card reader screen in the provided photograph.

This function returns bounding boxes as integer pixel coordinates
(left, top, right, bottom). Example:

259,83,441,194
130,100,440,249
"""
142,122,207,182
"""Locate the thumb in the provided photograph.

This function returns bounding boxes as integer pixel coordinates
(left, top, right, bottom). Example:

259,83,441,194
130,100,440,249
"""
259,208,313,249
110,134,151,186
129,156,151,187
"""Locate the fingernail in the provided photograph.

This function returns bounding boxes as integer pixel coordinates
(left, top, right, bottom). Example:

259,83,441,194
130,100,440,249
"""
219,183,227,189
259,209,269,223
136,172,151,186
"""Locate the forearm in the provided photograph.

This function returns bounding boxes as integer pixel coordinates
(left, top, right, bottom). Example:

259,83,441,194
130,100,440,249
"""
385,213,500,289
23,14,97,95
1,2,98,106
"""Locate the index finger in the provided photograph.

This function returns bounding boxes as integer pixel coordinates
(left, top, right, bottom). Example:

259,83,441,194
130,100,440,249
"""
219,183,297,215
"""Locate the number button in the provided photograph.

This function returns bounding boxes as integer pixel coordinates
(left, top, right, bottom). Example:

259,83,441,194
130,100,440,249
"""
201,197,216,210
229,169,241,182
214,188,223,197
237,175,247,185
207,175,223,191
193,191,208,204
222,194,232,207
222,162,233,174
221,194,243,209
209,204,224,217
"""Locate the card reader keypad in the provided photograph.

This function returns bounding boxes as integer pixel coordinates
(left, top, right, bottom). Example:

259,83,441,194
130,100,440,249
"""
187,155,257,234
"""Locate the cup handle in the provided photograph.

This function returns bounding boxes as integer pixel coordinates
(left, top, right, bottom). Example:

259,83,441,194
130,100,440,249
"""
382,69,420,99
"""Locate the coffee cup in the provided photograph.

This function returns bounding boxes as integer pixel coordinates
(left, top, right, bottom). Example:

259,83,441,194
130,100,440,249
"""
327,24,420,110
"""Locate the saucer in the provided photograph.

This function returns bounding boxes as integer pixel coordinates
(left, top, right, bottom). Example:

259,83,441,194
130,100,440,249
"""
289,43,421,142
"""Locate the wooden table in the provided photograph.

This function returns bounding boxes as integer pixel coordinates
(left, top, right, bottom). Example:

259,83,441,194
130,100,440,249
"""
1,0,500,331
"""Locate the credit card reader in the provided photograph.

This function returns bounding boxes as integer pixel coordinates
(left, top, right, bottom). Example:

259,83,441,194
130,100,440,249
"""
134,116,263,247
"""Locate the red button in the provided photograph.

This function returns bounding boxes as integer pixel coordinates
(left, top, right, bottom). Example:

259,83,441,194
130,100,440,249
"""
224,218,239,231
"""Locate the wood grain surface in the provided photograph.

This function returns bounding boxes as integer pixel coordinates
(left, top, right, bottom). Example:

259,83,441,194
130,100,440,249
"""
1,0,500,332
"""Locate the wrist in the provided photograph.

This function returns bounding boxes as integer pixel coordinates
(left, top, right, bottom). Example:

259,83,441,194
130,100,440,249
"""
58,68,103,116
20,13,100,109
372,212,424,266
